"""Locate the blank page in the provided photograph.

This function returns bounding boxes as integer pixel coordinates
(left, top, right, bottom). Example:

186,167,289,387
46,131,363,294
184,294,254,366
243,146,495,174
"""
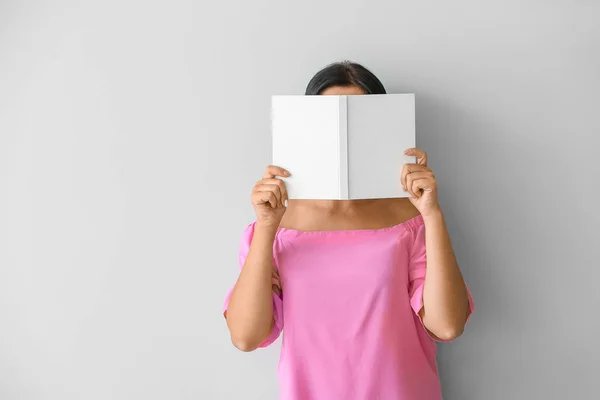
272,96,342,200
347,94,415,199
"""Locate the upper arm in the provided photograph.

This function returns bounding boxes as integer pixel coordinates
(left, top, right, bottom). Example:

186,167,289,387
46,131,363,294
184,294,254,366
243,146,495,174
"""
222,223,284,348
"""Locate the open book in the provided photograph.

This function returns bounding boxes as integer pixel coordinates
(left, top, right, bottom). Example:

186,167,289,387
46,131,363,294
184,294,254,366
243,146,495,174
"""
272,94,415,200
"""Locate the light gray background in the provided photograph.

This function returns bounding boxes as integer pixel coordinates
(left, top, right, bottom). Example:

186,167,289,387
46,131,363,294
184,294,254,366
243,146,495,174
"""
1,1,598,399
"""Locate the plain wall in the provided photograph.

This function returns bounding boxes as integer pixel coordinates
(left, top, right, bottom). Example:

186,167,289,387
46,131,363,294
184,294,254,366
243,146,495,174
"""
1,1,599,399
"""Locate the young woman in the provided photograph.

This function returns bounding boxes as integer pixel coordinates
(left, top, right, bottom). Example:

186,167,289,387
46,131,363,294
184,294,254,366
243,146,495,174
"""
223,61,474,400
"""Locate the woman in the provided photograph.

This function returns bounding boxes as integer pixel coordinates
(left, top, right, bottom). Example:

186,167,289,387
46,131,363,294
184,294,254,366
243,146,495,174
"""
223,61,474,400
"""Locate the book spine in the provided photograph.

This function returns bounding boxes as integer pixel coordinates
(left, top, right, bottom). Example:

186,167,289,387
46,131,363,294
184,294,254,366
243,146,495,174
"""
270,97,275,165
338,96,349,200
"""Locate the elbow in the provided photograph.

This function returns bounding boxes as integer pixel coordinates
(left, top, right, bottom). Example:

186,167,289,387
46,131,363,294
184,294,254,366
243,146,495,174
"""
231,336,259,352
229,326,269,352
225,314,262,352
226,318,270,352
432,324,465,341
437,328,464,342
228,328,263,352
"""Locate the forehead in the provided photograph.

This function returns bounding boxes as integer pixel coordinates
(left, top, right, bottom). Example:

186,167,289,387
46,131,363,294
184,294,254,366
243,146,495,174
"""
320,85,366,95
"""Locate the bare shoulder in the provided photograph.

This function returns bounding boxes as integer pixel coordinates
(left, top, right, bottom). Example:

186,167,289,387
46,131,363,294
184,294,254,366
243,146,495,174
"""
386,198,421,224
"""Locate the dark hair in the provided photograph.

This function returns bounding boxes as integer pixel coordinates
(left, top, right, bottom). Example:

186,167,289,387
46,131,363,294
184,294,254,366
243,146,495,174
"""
305,61,387,95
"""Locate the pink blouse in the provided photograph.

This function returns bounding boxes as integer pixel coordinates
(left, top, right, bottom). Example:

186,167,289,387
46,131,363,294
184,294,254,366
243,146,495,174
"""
223,215,474,400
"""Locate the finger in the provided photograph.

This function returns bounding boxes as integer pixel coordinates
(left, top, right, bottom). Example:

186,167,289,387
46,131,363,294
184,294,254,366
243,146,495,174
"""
254,184,282,207
264,192,278,209
407,174,434,198
272,267,281,282
251,191,278,209
404,148,428,166
272,283,282,296
401,164,431,191
263,165,291,179
257,184,283,206
260,178,288,206
401,164,417,191
405,171,434,182
271,268,282,295
251,191,273,208
405,173,418,198
411,178,432,198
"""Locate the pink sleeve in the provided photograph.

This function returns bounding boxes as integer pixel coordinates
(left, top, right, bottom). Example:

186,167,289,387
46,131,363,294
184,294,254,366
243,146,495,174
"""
222,222,283,348
408,220,475,342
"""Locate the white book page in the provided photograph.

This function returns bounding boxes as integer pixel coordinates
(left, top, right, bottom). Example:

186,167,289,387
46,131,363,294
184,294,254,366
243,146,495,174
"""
272,96,342,200
347,94,415,199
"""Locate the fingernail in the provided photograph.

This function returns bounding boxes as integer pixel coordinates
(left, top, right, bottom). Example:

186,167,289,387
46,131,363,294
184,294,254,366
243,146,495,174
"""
284,199,288,207
284,171,291,177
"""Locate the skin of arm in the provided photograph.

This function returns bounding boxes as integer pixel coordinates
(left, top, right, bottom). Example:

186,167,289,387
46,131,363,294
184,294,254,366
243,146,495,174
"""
225,223,278,352
225,165,288,352
419,211,470,341
402,148,471,341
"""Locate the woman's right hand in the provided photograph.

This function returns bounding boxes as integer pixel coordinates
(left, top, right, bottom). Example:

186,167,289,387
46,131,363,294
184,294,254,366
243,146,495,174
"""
251,165,290,229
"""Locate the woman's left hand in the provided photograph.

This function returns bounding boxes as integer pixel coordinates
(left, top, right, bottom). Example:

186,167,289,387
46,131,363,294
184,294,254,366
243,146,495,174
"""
401,148,441,217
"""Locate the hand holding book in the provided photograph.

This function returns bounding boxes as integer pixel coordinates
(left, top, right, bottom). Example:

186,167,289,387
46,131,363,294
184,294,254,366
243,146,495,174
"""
251,165,290,229
401,148,441,218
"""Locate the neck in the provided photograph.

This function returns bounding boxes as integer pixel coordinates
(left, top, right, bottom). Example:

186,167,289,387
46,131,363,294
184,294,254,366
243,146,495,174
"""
288,199,380,213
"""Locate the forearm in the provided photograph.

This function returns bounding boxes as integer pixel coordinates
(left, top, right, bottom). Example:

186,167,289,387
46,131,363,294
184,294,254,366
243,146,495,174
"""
420,211,470,339
226,224,277,351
